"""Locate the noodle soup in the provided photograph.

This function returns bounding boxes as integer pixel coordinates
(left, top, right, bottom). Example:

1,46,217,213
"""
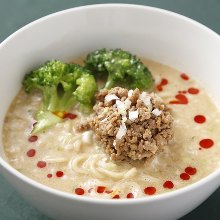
3,59,220,199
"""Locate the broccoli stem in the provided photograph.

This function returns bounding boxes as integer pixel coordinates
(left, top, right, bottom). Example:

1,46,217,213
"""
32,110,62,134
43,86,59,112
58,91,77,112
105,76,115,89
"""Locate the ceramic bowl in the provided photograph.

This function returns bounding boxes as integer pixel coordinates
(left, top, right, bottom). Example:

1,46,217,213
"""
0,4,220,220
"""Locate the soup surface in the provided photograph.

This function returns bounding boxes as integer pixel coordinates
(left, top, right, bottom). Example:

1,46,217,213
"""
3,59,220,199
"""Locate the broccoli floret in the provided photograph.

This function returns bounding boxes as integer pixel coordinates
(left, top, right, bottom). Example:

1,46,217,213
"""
85,48,154,90
23,60,97,134
74,74,97,113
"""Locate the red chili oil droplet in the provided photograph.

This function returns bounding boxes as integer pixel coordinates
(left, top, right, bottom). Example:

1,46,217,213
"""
157,78,168,92
194,115,206,124
75,188,85,195
163,181,174,189
63,113,77,120
112,194,120,199
183,91,187,94
180,173,190,180
161,78,168,85
157,85,163,92
127,193,134,199
188,87,199,94
199,139,214,149
47,174,52,178
180,73,189,80
37,161,47,168
26,149,36,157
28,135,38,142
56,171,64,177
144,187,156,195
105,190,113,194
169,94,188,104
96,186,106,193
185,167,197,175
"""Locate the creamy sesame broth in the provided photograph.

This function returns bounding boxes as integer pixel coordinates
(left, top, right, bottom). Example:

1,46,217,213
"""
3,59,220,199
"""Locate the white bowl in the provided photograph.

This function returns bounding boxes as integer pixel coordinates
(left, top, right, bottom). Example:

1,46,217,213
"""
0,4,220,220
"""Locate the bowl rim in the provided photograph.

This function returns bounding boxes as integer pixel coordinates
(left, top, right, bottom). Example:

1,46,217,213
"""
0,3,220,205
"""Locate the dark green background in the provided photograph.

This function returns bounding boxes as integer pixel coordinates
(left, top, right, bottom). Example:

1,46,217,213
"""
0,0,220,219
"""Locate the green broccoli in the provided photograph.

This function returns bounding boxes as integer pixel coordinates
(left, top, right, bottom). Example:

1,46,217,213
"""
85,48,154,90
23,60,97,134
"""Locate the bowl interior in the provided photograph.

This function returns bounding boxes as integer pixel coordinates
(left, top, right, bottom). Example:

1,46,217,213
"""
0,4,220,179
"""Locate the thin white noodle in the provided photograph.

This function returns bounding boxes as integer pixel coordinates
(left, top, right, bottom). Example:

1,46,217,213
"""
89,155,105,179
69,154,89,174
123,167,137,178
73,153,137,180
73,139,82,152
96,167,137,179
100,161,117,170
45,157,69,163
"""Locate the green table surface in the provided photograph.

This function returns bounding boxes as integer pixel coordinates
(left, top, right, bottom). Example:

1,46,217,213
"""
0,0,220,219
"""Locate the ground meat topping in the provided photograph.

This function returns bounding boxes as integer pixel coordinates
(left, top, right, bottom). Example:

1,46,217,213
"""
90,87,174,161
